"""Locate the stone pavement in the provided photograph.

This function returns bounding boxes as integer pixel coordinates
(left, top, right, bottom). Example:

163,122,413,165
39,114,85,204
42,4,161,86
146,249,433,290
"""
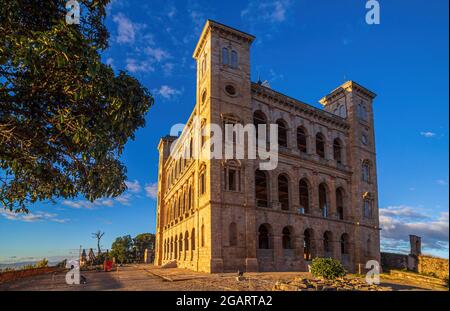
0,264,446,291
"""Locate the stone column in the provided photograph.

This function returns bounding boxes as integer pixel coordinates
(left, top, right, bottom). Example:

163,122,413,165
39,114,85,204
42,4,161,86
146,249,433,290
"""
273,234,283,270
328,178,337,218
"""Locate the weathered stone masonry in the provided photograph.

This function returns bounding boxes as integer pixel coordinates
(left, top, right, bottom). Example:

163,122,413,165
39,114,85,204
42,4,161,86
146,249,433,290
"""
154,20,381,273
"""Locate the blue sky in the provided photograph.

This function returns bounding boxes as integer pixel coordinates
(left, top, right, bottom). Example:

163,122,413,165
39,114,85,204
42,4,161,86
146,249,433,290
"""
0,0,448,263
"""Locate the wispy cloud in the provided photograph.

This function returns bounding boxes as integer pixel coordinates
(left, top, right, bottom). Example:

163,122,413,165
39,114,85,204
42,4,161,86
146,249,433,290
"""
144,47,171,62
113,13,140,44
241,0,292,24
125,179,142,193
154,85,182,99
420,131,436,138
125,58,154,73
145,183,158,200
379,205,449,255
62,198,115,209
0,209,68,223
114,194,132,206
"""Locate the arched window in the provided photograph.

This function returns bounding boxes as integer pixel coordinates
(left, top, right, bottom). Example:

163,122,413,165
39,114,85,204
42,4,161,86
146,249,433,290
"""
180,193,184,215
316,133,325,158
255,169,268,208
201,224,205,247
304,229,313,261
253,111,267,142
336,188,344,220
323,231,332,256
174,239,178,260
200,171,206,195
179,234,183,257
191,228,196,252
299,179,309,214
258,224,271,249
319,183,328,217
277,119,288,147
184,231,189,253
278,174,290,210
187,186,192,211
362,160,370,182
282,227,292,249
341,233,349,254
230,50,238,68
297,127,307,153
222,47,229,65
229,222,237,246
333,138,342,164
189,138,193,160
363,196,372,218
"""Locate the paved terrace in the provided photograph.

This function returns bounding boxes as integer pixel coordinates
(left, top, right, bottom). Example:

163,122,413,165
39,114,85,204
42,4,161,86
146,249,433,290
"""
0,264,446,291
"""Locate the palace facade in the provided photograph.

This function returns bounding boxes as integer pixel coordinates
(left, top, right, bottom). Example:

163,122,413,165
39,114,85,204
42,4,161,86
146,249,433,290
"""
154,20,381,273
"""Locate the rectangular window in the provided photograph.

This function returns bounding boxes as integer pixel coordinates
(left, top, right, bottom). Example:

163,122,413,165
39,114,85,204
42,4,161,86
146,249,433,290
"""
200,172,206,195
228,169,236,191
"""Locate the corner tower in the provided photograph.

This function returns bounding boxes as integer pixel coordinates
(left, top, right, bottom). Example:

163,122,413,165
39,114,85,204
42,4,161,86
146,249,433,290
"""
192,20,255,272
320,81,381,267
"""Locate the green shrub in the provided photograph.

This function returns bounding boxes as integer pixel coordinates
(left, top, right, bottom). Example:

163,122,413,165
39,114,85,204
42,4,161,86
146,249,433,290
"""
310,257,347,280
35,258,48,268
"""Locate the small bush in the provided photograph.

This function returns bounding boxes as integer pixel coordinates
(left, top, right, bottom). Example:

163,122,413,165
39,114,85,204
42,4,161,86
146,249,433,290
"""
310,257,346,280
35,258,48,268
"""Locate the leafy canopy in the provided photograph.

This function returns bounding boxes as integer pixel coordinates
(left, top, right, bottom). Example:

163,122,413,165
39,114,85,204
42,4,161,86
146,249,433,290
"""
310,257,347,280
0,0,153,212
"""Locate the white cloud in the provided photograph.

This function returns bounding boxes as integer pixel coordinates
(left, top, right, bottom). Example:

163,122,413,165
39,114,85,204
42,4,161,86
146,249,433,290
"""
379,205,429,219
379,205,449,253
125,180,142,193
145,47,170,62
113,13,137,44
241,0,291,24
155,85,182,99
114,194,132,206
0,209,68,223
420,131,436,138
62,198,114,209
145,183,158,200
125,58,154,73
162,62,175,76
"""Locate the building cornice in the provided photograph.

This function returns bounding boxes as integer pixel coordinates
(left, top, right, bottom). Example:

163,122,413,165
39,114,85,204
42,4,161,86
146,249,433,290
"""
319,80,377,105
193,19,255,59
251,83,350,130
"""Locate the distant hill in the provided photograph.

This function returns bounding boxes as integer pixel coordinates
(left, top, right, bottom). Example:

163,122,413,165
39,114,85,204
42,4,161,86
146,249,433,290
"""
0,260,60,270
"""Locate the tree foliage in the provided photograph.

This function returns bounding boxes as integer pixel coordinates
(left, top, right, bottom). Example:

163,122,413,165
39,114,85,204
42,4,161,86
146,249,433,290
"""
310,257,347,280
0,0,153,212
110,234,133,264
133,233,155,261
109,233,155,263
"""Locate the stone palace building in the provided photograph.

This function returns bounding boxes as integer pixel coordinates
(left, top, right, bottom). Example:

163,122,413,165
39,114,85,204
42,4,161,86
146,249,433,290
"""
154,20,381,273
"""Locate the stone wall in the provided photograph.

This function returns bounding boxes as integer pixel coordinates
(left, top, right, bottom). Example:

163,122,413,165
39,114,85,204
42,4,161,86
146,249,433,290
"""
380,252,408,271
0,267,64,284
417,255,449,280
381,252,449,281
